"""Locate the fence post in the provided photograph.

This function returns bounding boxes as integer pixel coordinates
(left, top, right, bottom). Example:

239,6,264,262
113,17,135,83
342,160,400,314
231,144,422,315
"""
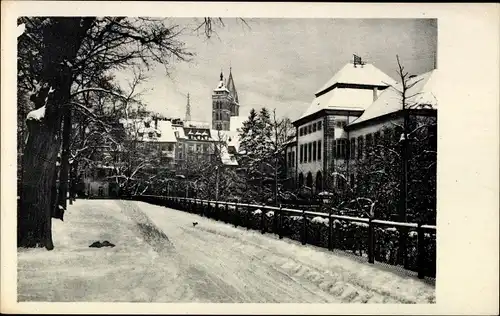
368,217,375,264
272,207,278,234
224,203,229,223
246,206,251,230
234,204,239,227
301,209,307,245
278,205,283,239
215,201,219,221
417,223,426,279
261,207,266,234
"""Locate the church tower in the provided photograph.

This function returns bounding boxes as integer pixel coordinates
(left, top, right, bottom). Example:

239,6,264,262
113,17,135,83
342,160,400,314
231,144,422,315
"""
212,68,240,131
212,71,232,130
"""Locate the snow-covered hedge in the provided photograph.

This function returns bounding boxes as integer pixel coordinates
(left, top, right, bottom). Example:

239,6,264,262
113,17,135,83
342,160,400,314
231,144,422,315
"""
136,196,436,277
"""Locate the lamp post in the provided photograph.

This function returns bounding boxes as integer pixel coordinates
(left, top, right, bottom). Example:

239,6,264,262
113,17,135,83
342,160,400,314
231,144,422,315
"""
215,165,220,201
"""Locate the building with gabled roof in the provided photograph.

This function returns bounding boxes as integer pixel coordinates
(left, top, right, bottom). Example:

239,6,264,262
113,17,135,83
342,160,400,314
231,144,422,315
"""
286,55,437,196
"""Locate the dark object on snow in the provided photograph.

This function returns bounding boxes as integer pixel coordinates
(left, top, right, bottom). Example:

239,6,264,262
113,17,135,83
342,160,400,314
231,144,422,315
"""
101,240,115,247
192,222,198,227
89,240,115,248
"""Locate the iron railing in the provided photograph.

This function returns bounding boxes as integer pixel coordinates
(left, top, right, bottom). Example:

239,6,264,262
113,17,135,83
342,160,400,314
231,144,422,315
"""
132,195,436,279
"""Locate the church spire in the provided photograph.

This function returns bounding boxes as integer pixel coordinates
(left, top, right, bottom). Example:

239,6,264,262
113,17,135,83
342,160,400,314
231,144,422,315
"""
226,66,239,104
185,93,191,121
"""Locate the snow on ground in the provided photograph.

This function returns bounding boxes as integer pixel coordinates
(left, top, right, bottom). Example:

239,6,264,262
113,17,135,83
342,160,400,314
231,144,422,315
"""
17,200,435,303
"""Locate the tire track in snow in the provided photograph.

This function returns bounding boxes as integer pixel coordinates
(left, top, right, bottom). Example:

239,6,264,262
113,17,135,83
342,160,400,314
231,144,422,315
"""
125,201,434,303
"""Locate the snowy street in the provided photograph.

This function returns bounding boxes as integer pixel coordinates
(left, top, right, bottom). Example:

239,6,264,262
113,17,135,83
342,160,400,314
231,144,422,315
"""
17,200,435,303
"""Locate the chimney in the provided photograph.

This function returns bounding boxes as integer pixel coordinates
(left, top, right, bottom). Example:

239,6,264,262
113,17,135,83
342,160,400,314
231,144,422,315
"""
373,87,378,101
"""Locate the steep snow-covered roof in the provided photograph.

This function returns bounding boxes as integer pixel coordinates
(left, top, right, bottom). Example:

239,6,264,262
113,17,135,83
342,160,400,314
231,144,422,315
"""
299,87,372,120
172,125,185,139
316,63,396,96
155,120,177,142
348,69,438,128
297,62,396,122
226,70,239,104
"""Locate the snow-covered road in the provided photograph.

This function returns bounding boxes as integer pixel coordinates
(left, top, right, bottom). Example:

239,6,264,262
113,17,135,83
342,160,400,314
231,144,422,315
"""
17,200,435,303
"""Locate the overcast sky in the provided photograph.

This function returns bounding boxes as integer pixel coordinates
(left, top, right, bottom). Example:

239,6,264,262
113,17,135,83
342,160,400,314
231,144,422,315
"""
131,18,437,122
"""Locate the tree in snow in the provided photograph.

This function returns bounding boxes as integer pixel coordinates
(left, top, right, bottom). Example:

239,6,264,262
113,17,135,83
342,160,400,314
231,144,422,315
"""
236,108,294,205
16,17,199,249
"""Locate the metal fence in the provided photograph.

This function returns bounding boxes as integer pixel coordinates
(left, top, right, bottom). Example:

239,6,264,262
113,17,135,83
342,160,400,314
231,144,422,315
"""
133,195,436,279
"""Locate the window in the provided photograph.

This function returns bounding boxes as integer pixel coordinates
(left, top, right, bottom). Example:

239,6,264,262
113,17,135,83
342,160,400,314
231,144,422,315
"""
317,121,322,131
317,140,322,160
336,120,347,129
298,173,304,188
307,143,312,162
292,151,295,166
350,138,356,160
374,131,381,145
300,145,304,163
366,133,373,151
350,173,355,186
312,141,317,161
303,144,307,162
335,139,347,159
357,136,364,159
308,125,312,134
312,123,317,132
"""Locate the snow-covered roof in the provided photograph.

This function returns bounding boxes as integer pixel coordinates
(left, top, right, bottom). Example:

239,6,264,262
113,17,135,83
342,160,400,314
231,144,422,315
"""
299,87,374,120
315,63,396,96
120,117,177,142
172,125,185,139
219,146,239,166
210,129,241,153
297,62,396,122
155,120,177,142
348,69,438,128
185,120,210,129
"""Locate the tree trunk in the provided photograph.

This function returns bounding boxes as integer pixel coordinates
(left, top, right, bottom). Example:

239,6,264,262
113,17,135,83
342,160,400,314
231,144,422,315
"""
57,105,72,216
398,109,409,265
18,118,59,249
18,17,95,249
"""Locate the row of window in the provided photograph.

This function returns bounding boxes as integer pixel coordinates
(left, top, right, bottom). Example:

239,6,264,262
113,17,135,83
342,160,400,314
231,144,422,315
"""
299,121,322,136
287,151,296,168
214,100,229,109
331,131,383,160
299,140,322,164
214,111,230,121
